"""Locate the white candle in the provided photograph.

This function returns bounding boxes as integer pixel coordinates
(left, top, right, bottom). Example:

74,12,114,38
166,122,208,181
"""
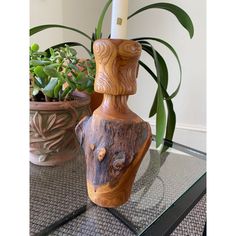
111,0,128,39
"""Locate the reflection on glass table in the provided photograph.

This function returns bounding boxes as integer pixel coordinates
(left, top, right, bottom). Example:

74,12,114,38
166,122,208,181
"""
30,138,206,236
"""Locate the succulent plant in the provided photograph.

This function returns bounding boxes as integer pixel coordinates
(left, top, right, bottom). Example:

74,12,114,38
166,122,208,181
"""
30,43,95,102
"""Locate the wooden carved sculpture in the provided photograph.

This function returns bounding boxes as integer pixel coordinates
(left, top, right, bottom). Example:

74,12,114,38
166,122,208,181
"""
75,39,152,208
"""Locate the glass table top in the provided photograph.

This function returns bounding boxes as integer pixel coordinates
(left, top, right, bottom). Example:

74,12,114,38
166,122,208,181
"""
30,139,206,236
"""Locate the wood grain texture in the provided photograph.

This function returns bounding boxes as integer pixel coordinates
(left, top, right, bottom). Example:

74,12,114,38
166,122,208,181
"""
93,39,142,95
75,39,151,207
75,114,151,208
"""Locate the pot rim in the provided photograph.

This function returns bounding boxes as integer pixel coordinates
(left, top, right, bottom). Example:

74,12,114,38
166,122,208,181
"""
30,91,91,111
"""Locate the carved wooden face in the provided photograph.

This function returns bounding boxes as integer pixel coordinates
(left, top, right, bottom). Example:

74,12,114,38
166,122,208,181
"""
93,39,142,95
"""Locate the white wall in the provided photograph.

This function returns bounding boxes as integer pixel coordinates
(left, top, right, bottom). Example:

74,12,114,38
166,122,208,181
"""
30,0,206,151
61,0,111,58
30,0,64,50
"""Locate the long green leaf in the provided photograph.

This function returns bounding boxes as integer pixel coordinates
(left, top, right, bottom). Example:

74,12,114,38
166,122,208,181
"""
139,60,158,117
139,60,176,150
142,42,166,147
140,42,168,90
156,86,166,147
128,3,194,38
139,43,168,93
30,24,92,40
134,37,182,100
95,0,112,39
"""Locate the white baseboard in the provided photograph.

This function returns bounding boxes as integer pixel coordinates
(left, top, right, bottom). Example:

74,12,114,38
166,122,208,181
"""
146,119,206,152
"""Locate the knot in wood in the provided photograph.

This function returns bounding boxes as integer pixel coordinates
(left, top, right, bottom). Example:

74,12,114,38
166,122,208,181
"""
90,144,95,151
98,148,106,162
112,152,126,171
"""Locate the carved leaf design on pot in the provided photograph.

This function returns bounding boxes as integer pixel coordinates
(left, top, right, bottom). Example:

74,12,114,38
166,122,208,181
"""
46,113,57,131
30,111,76,157
43,129,66,151
49,113,71,131
31,112,45,138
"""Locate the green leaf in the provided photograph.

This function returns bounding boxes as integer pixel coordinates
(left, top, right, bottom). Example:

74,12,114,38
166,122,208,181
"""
64,74,76,90
140,42,168,90
134,37,182,99
42,78,58,98
53,82,62,98
61,86,71,100
156,87,166,147
149,90,158,118
30,60,51,66
139,59,176,149
139,60,158,117
68,63,79,72
95,0,112,39
141,42,166,148
30,24,92,40
165,98,176,141
129,3,194,38
34,77,44,88
161,92,176,153
33,66,48,85
43,64,60,77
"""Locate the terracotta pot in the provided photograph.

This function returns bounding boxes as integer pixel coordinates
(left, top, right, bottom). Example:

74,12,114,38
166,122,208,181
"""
30,92,91,166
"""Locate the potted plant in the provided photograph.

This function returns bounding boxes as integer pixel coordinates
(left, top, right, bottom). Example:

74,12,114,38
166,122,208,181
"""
29,43,94,166
30,0,194,150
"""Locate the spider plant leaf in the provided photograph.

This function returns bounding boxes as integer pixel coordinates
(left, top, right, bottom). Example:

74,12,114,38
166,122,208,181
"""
140,43,168,90
139,59,175,148
95,0,112,39
30,24,92,40
141,42,166,147
42,78,58,98
165,98,176,141
149,90,158,118
139,60,158,117
161,92,176,153
140,42,167,90
134,37,182,99
156,87,166,147
128,3,194,38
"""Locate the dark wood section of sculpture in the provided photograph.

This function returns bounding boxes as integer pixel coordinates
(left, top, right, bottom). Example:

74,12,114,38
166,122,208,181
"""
75,39,152,208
